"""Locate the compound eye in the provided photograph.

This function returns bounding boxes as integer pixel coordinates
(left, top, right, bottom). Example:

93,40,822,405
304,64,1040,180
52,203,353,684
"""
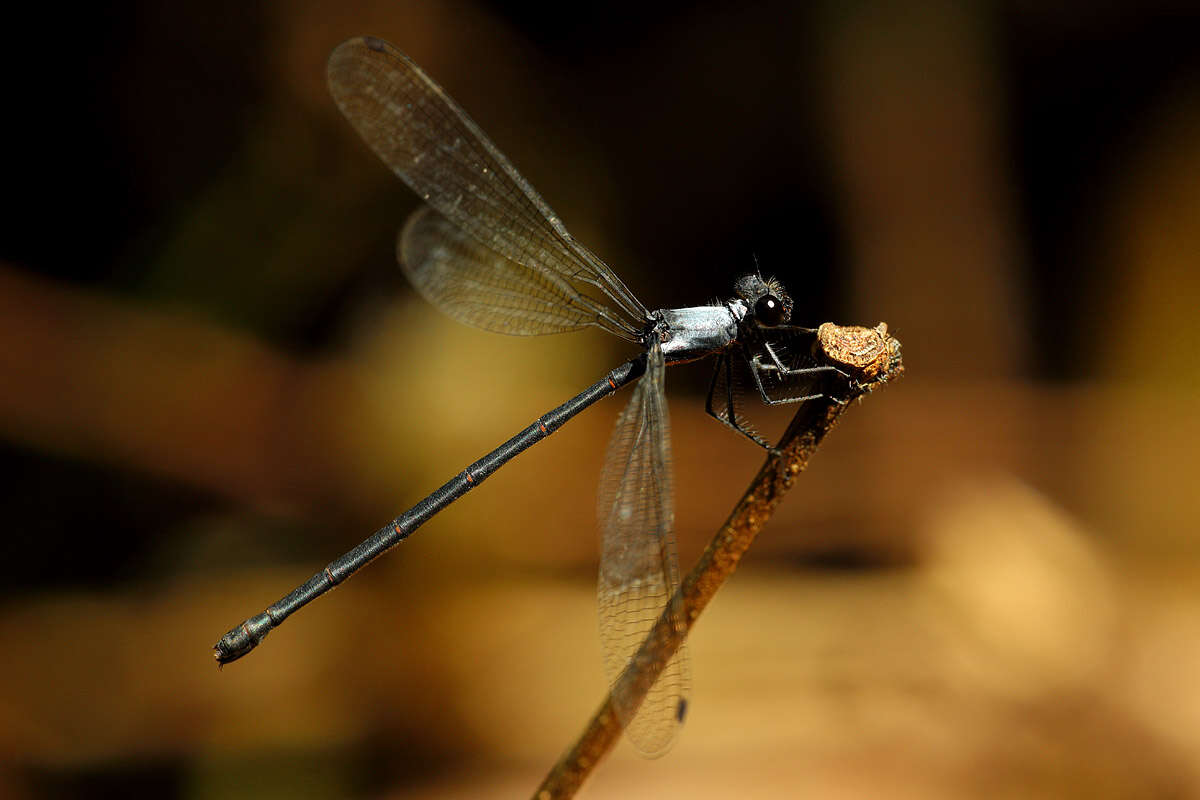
754,294,787,326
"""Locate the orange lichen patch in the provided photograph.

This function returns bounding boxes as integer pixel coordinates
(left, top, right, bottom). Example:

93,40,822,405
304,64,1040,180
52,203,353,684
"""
817,322,901,381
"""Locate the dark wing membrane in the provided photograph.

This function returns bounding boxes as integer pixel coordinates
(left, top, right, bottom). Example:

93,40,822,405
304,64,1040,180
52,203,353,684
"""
595,341,690,757
328,36,648,339
399,207,638,338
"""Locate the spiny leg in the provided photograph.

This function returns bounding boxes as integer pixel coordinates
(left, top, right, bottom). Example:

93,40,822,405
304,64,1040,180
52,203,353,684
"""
758,337,848,379
704,354,772,450
747,353,846,407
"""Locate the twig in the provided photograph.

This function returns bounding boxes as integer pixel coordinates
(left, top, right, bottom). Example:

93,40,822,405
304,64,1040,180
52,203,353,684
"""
533,322,904,799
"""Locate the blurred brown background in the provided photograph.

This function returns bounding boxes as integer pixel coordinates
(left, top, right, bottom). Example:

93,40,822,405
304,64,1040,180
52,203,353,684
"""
1,1,1198,797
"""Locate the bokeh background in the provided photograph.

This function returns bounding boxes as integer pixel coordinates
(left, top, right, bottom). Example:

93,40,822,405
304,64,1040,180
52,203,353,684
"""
2,1,1198,797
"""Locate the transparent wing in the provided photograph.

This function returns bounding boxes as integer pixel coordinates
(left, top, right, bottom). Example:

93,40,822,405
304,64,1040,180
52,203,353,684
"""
399,207,636,338
596,341,690,757
328,36,648,339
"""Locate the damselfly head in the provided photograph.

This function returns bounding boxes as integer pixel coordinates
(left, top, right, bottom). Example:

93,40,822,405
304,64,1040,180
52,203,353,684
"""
734,273,793,327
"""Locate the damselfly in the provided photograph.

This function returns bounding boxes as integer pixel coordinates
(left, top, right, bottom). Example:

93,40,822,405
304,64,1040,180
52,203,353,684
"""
214,36,901,757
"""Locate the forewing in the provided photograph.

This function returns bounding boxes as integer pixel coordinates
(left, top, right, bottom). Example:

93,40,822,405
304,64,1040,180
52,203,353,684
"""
399,207,633,337
328,37,647,338
596,341,690,757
